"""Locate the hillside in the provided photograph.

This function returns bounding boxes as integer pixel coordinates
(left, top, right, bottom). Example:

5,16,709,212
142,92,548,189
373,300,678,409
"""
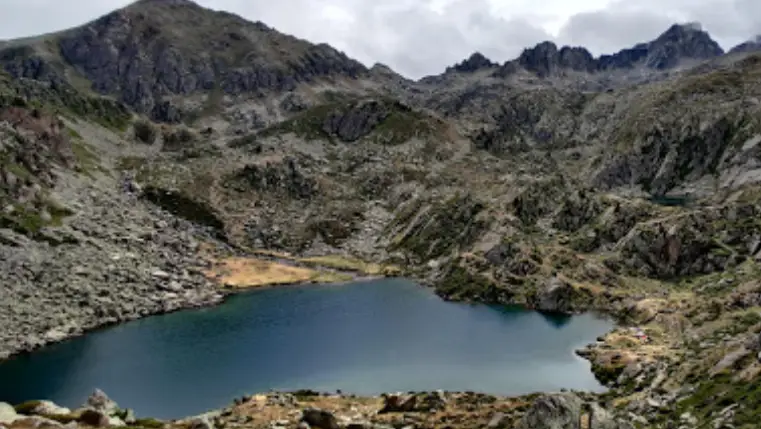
3,1,761,428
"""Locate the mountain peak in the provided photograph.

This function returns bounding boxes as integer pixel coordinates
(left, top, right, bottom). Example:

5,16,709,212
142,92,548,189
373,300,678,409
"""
646,21,724,69
0,0,368,122
730,35,761,54
517,41,595,77
447,52,497,73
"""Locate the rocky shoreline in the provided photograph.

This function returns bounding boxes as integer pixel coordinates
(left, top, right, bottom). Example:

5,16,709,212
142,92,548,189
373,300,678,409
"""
0,388,633,429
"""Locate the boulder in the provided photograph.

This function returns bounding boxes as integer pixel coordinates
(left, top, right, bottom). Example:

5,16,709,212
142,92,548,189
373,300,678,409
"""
0,403,19,424
188,416,214,429
535,277,578,314
519,393,583,429
77,409,110,427
379,395,417,413
84,389,118,415
300,408,340,429
417,391,447,412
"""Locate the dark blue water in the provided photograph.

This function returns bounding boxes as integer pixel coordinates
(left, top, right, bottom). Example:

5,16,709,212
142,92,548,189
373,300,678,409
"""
0,278,612,419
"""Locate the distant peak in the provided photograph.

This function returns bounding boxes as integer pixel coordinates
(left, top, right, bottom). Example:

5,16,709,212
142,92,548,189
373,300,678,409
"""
680,21,703,32
730,35,761,54
128,0,200,9
646,22,723,68
371,62,394,72
656,22,712,42
448,52,497,73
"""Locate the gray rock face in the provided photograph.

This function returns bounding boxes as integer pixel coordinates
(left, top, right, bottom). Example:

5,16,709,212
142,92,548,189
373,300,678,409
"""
448,52,497,73
534,277,579,314
519,393,583,429
592,116,738,196
322,100,393,142
644,23,724,69
517,42,597,77
615,202,760,279
85,389,118,415
503,22,723,78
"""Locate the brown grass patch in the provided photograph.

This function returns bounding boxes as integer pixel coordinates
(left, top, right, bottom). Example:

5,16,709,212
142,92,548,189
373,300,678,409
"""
205,257,319,288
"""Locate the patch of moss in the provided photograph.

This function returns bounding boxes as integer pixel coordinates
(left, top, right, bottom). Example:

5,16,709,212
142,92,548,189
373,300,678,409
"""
133,418,165,428
46,414,79,424
162,126,197,150
70,139,102,177
258,102,338,141
435,264,505,302
141,186,226,238
0,198,73,237
13,400,43,414
258,97,443,145
133,120,158,144
591,361,626,386
67,127,82,140
673,372,761,427
227,133,262,152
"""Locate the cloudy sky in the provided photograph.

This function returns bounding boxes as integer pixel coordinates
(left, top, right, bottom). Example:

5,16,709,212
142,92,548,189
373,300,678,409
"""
0,0,759,78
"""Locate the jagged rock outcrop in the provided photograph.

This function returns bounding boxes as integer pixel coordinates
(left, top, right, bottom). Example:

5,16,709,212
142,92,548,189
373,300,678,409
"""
517,43,597,77
730,36,761,54
497,22,723,79
614,202,761,278
447,52,497,73
642,23,724,69
321,100,393,142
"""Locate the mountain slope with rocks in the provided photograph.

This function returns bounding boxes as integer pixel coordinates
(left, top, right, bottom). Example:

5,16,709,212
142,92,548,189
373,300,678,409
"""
3,1,761,428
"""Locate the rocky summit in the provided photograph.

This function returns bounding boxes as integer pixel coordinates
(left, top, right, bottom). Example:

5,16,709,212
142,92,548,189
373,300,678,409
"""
2,0,761,427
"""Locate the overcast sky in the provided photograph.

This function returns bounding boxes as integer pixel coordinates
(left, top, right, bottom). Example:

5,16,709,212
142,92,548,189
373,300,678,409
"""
1,0,759,78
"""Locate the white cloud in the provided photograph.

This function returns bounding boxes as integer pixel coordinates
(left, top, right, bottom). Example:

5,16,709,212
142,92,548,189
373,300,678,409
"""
0,0,759,78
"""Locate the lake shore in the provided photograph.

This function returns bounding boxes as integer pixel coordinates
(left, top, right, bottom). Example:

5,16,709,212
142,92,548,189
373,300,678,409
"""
0,388,627,429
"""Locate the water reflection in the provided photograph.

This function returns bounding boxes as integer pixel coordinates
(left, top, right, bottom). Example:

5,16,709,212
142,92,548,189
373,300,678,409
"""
538,310,573,329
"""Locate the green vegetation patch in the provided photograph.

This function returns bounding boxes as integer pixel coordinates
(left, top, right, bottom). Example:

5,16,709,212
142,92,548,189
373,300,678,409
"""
140,186,226,239
259,97,445,145
435,264,504,302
